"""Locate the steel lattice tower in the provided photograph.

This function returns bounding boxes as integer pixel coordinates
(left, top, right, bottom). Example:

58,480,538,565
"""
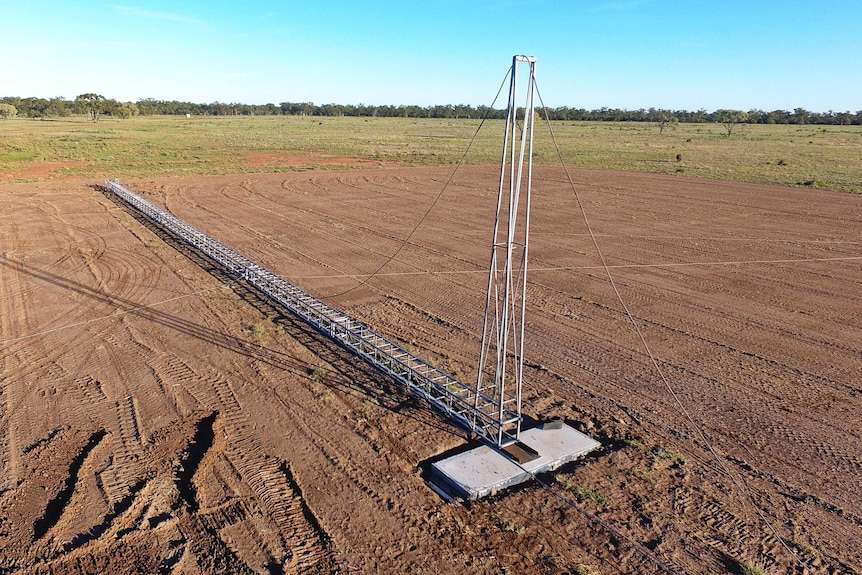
474,55,537,447
106,55,601,500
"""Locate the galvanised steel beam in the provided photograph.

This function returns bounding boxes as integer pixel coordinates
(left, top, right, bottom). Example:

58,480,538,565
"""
104,179,519,443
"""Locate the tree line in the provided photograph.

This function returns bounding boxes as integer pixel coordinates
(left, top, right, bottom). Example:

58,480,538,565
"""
1,95,861,126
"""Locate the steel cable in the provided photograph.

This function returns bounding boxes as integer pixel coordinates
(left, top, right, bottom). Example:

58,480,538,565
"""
533,82,807,571
318,67,514,300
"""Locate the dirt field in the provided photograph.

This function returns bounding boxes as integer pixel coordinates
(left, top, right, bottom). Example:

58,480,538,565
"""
1,166,860,574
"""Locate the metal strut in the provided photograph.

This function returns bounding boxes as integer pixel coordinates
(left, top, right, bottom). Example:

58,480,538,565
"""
474,55,537,447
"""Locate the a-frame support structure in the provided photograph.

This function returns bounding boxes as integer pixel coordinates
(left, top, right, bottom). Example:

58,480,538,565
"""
475,55,537,447
430,56,599,500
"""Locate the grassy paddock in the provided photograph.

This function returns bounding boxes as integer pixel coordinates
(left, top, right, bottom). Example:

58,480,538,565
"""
1,115,860,192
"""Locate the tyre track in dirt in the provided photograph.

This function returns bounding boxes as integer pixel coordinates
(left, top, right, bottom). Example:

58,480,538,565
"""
5,171,861,574
0,262,119,494
522,291,862,534
233,178,486,285
0,231,32,487
0,426,112,573
48,285,163,506
163,281,454,569
250,170,862,570
0,194,125,318
304,170,493,236
592,293,862,428
289,172,497,271
179,176,860,436
527,254,860,566
31,429,109,544
350,268,690,427
547,168,859,223
579,270,862,503
98,395,145,506
174,173,490,283
33,341,328,573
13,327,149,509
519,227,862,488
163,173,556,378
167,179,494,346
152,356,330,572
629,304,862,413
611,264,862,358
161,182,353,291
1,188,217,565
103,184,336,570
593,176,862,236
0,319,116,468
16,413,251,574
604,253,861,333
0,192,164,382
254,370,444,571
207,377,328,572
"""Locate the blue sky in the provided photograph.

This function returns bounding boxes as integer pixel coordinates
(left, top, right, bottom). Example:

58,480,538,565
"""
2,0,860,112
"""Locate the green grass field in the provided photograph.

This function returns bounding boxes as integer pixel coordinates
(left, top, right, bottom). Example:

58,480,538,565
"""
1,115,860,192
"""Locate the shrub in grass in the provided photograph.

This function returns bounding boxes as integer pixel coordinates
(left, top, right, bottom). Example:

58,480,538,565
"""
309,367,327,382
554,474,609,506
740,561,770,575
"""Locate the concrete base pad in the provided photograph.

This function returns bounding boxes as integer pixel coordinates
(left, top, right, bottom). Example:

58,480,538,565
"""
429,422,600,499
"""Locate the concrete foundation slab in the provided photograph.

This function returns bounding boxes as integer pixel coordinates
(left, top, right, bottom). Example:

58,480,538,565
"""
429,422,600,499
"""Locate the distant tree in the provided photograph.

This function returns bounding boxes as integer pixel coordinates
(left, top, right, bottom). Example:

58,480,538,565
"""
136,98,159,115
46,97,70,117
5,95,857,125
766,109,790,124
102,98,121,117
279,101,299,115
834,111,854,125
403,104,423,118
652,110,678,134
320,103,343,116
0,103,17,119
715,109,748,136
747,109,766,124
791,107,810,125
810,110,833,125
75,93,106,121
208,101,229,116
18,97,51,118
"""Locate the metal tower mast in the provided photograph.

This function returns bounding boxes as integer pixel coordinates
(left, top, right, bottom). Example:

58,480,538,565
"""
106,54,601,501
475,55,537,447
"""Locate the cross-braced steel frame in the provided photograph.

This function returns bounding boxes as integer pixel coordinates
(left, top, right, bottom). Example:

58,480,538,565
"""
104,179,518,443
474,55,537,446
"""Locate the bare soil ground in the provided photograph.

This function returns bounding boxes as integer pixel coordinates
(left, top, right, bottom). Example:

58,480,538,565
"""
1,166,860,574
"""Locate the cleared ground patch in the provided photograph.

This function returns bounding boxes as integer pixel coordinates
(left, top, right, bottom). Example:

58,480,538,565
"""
1,166,860,574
